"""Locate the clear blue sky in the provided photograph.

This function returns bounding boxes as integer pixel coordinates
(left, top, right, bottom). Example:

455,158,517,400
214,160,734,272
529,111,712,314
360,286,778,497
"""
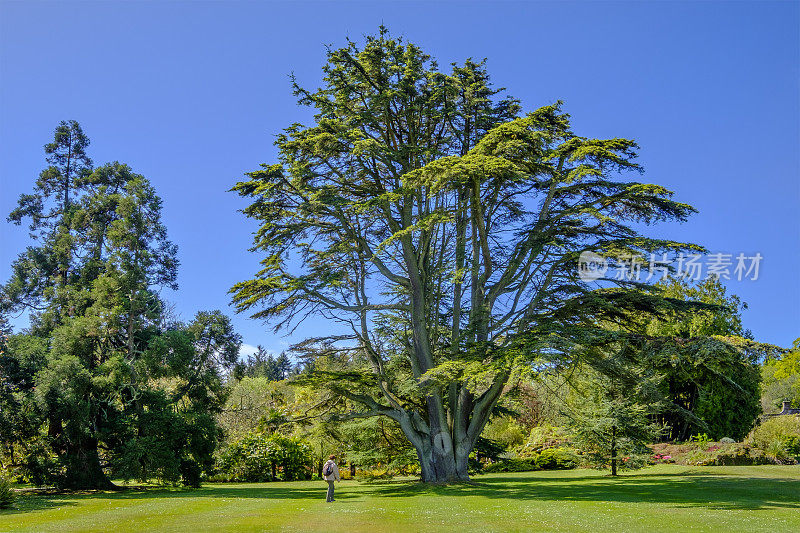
1,1,798,356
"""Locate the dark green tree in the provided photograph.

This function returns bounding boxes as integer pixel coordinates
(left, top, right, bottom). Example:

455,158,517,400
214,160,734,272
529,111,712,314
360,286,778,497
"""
117,311,239,486
274,352,292,380
8,120,92,237
0,326,48,480
231,29,707,482
184,310,241,380
2,123,231,488
644,278,764,440
235,345,272,380
567,278,774,446
0,314,18,463
235,347,294,382
5,121,92,332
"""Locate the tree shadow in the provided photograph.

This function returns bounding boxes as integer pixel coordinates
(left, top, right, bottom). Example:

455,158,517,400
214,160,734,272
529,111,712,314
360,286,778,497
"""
370,471,800,510
1,483,339,515
4,471,799,516
1,488,81,515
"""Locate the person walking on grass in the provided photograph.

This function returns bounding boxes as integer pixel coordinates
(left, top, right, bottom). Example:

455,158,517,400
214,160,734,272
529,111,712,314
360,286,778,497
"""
323,454,340,502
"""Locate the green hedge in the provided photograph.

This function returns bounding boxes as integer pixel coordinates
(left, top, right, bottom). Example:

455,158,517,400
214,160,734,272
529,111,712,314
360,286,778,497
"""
482,448,580,473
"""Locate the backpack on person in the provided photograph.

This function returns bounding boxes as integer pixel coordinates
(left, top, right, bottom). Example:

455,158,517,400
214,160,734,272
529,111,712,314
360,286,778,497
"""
323,462,334,477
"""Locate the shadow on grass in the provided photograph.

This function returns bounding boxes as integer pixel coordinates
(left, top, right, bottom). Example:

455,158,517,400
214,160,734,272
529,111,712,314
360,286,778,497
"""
4,470,799,515
369,472,800,510
0,484,338,515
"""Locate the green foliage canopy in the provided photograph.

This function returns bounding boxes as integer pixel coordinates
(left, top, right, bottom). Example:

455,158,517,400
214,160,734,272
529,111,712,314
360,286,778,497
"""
231,28,708,482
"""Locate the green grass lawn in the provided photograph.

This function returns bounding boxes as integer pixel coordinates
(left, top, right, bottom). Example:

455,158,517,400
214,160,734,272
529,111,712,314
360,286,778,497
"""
2,465,799,533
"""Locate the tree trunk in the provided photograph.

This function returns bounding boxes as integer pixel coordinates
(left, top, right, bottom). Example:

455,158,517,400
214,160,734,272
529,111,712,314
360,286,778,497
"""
63,438,116,490
283,460,291,481
610,425,618,476
387,346,506,483
405,425,471,483
48,416,115,490
416,446,468,483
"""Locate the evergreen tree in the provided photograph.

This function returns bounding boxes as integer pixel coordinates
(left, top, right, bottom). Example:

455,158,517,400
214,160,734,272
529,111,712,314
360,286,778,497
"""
236,346,285,381
5,120,92,331
231,28,708,482
569,345,664,475
644,277,766,440
1,123,232,488
275,352,292,381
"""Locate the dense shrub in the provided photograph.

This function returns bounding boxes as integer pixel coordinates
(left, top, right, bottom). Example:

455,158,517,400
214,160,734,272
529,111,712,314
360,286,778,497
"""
746,416,800,463
111,402,219,487
679,416,799,466
761,340,800,415
482,447,580,473
533,447,580,469
359,468,395,481
482,458,538,473
0,471,14,509
216,432,313,482
685,442,772,466
688,433,713,449
515,425,573,458
482,417,527,449
351,463,420,480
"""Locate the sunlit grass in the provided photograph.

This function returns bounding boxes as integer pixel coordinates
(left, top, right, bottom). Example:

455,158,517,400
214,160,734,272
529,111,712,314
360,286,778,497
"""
2,465,799,532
